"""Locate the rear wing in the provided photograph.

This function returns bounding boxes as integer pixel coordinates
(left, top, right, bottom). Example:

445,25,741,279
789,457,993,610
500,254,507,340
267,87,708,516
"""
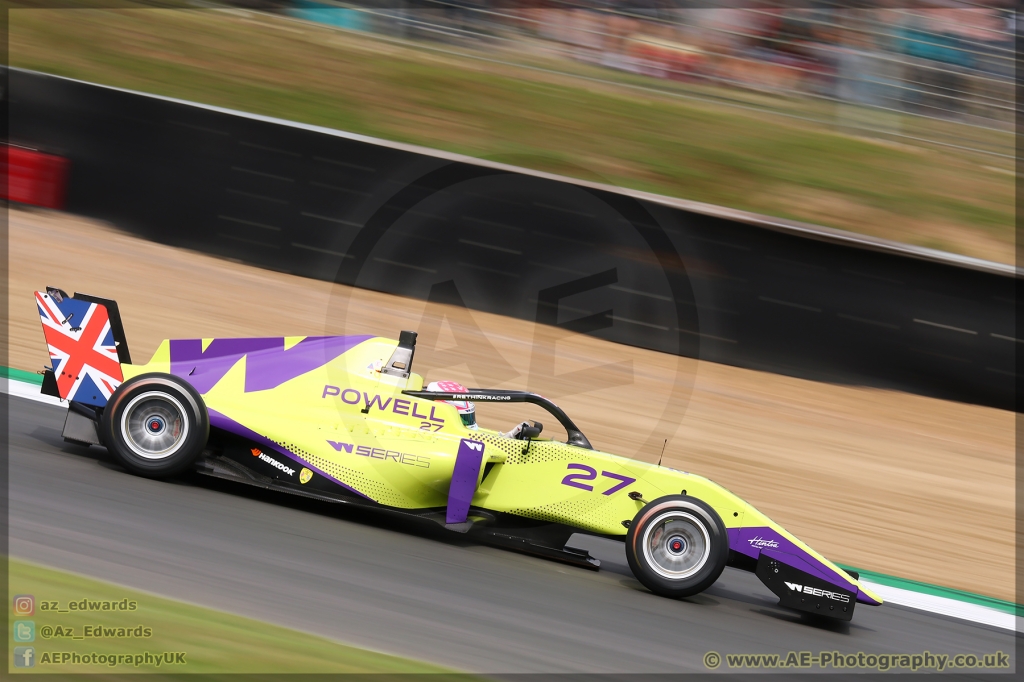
35,287,131,406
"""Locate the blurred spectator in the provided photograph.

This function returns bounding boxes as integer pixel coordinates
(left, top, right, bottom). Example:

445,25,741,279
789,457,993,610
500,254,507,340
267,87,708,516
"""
283,1,1013,128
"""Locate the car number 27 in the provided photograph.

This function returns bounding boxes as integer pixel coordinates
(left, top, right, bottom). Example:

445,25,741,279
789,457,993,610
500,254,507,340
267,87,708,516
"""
561,463,635,495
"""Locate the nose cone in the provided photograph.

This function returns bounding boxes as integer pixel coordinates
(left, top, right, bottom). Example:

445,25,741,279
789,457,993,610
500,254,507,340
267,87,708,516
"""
857,583,884,605
729,526,883,606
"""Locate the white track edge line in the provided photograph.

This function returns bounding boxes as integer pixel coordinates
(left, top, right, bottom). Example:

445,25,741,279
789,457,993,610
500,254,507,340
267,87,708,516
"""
860,581,1019,632
2,377,65,407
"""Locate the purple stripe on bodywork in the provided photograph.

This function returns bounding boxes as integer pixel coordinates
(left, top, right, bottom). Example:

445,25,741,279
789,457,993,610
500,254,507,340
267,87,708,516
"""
729,526,872,600
170,335,372,394
856,589,882,605
207,408,369,500
171,338,277,393
446,439,485,524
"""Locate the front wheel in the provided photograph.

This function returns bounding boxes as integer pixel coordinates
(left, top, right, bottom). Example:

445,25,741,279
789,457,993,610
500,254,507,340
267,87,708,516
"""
625,495,730,598
100,373,209,478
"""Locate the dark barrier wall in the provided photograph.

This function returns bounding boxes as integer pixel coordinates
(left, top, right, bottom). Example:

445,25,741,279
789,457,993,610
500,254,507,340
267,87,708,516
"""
10,70,1017,410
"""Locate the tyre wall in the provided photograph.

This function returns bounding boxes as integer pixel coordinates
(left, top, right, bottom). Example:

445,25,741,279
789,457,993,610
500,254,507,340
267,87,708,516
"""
9,69,1018,410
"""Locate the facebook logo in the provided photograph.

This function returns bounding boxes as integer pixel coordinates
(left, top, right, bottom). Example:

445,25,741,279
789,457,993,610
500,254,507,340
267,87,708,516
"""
14,646,35,668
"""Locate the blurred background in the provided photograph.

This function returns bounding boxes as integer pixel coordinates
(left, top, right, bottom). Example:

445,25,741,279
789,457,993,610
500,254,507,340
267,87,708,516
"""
286,0,1016,141
9,0,1015,262
278,0,1015,260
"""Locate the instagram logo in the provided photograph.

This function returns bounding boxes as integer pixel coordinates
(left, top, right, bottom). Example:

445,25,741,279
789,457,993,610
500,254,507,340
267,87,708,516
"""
12,595,34,616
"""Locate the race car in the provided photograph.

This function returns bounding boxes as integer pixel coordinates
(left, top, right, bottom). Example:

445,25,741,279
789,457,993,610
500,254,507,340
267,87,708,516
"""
35,286,882,621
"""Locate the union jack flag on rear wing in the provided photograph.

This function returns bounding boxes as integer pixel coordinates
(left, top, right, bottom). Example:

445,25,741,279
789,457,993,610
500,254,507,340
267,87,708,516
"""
35,289,128,406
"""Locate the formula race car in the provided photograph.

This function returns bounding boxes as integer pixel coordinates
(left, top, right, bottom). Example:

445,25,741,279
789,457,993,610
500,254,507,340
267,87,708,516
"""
36,287,882,621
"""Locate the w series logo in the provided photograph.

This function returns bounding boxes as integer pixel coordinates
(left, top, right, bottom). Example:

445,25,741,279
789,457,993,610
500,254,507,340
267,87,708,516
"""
327,441,430,468
785,581,851,603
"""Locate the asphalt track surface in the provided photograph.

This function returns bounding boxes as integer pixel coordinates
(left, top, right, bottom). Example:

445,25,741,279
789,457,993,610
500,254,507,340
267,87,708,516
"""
9,397,1018,674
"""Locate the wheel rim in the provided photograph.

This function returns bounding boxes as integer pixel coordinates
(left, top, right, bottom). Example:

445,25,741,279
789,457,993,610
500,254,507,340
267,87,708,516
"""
120,391,189,460
642,510,711,580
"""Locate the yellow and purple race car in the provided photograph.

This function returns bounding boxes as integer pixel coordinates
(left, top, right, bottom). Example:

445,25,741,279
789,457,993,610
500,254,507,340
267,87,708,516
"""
36,286,881,622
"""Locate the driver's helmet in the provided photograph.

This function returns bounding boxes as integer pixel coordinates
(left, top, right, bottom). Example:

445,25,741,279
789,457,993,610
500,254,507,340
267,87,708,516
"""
426,380,477,429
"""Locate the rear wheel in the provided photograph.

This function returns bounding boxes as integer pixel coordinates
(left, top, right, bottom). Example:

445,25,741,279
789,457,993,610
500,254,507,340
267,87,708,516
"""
101,374,209,478
626,495,729,598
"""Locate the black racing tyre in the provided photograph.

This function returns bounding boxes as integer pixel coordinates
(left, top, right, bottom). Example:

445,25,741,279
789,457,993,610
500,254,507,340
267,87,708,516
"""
100,373,209,478
625,495,730,599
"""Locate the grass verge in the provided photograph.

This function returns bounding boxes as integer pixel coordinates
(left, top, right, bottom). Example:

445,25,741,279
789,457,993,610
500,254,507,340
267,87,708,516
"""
8,5,1014,263
7,558,465,674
